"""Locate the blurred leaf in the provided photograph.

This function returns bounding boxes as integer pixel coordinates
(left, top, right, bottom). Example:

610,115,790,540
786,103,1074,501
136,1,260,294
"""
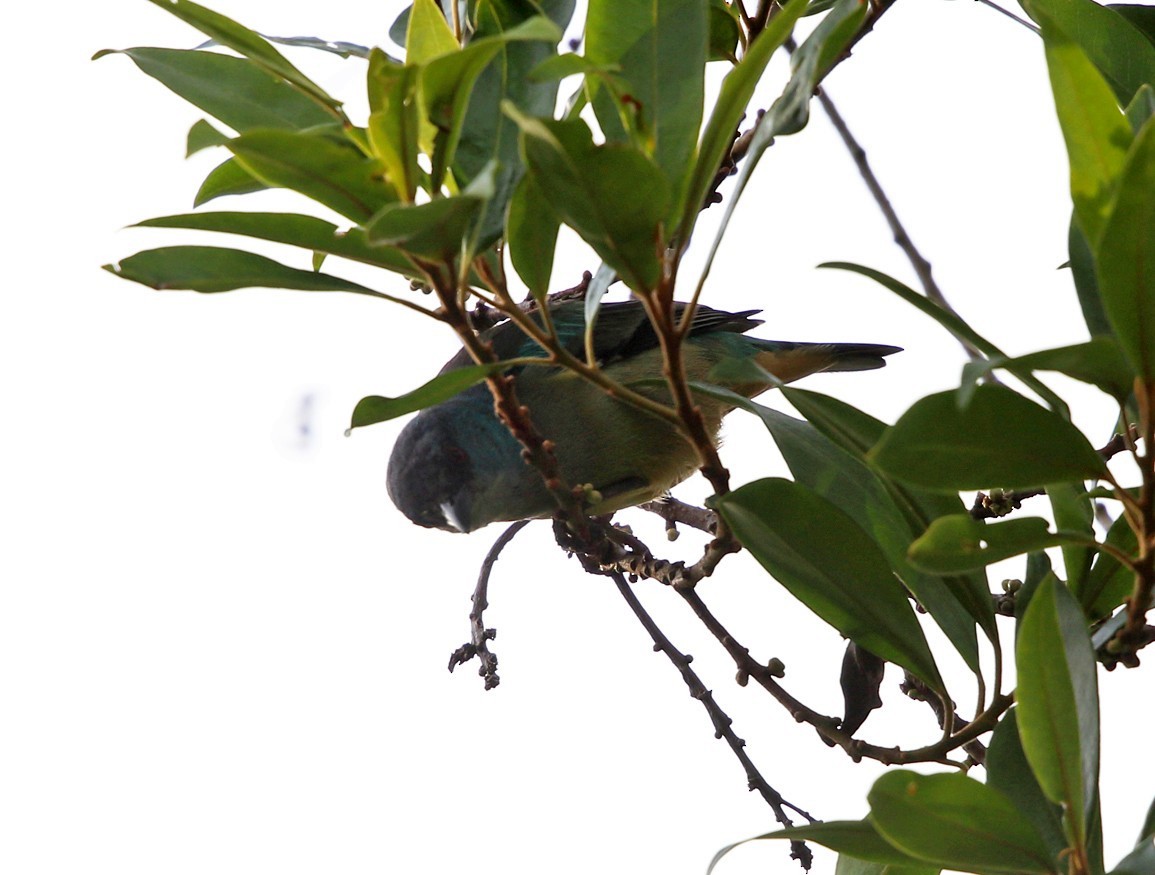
94,47,334,133
225,128,396,222
1112,838,1155,875
868,771,1057,874
349,363,509,430
509,113,669,291
677,0,805,241
104,245,389,296
958,338,1135,404
763,0,867,137
1069,217,1114,337
586,0,707,209
1097,117,1155,380
143,0,341,115
1048,480,1096,589
453,0,574,246
987,710,1068,865
390,4,412,48
194,157,267,205
1028,0,1155,105
1127,84,1155,131
507,172,559,299
1017,576,1100,853
136,211,421,277
1113,4,1155,47
870,385,1106,491
1030,3,1133,244
708,0,741,62
367,51,421,201
365,193,484,260
1078,512,1138,618
716,477,943,692
186,118,229,155
909,515,1090,574
834,856,939,875
406,0,458,63
1139,795,1155,843
262,34,372,59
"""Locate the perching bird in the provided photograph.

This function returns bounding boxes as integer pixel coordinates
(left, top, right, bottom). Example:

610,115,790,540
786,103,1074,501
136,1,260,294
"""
388,300,899,532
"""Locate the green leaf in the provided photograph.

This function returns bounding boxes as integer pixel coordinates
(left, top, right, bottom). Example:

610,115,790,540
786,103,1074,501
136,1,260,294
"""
908,515,1090,574
1112,838,1155,875
508,113,669,291
708,0,741,62
868,771,1057,874
367,51,421,202
762,0,867,137
586,0,707,208
143,0,341,116
103,245,389,296
716,478,943,692
194,157,267,205
869,385,1106,491
750,406,980,672
776,386,997,643
452,0,573,246
136,211,421,278
1127,84,1155,132
364,193,484,260
406,0,458,64
225,128,396,222
1016,576,1100,853
1028,0,1155,106
507,172,559,299
757,820,934,867
677,0,805,240
958,338,1135,404
93,47,334,133
1077,510,1138,619
349,363,508,430
1070,217,1114,338
987,710,1068,866
1030,2,1133,244
834,857,939,875
1097,117,1155,381
1048,480,1096,588
186,119,229,156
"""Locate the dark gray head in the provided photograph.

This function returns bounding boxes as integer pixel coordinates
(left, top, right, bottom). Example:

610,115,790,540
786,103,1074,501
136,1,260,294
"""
386,408,476,532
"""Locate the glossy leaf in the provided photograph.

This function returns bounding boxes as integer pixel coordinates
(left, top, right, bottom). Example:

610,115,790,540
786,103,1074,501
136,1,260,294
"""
762,0,867,137
834,857,939,875
1079,513,1139,617
1028,0,1155,106
144,0,341,115
586,0,707,205
1097,117,1155,381
1127,84,1155,131
349,364,508,430
406,0,458,64
367,51,421,201
509,113,669,291
958,338,1135,403
365,194,484,260
987,710,1068,866
716,478,943,692
869,385,1106,491
908,515,1088,574
104,246,388,296
507,172,559,299
1049,480,1096,588
750,405,980,671
93,47,334,133
225,129,395,222
1017,576,1100,852
1032,2,1133,244
194,157,266,205
136,211,421,278
677,0,804,240
868,771,1057,874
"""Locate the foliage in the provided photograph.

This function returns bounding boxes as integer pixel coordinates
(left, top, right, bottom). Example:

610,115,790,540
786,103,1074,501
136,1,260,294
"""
99,0,1155,873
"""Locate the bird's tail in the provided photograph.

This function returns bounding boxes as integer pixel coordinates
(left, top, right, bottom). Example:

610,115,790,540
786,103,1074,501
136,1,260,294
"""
750,340,902,384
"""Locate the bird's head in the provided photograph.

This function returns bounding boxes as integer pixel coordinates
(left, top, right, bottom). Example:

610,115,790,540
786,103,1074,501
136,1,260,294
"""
386,407,477,533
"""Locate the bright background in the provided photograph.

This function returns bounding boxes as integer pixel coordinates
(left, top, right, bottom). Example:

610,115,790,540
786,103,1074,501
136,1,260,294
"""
4,1,1152,873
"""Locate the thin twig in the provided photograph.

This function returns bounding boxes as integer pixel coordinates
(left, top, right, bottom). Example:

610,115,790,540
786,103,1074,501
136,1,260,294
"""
974,0,1040,33
610,571,815,871
448,520,531,689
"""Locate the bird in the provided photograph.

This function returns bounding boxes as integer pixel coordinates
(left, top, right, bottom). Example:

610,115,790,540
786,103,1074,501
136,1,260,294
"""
387,299,899,532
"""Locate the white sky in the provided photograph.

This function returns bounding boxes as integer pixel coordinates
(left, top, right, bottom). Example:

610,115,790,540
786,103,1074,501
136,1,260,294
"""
4,1,1153,873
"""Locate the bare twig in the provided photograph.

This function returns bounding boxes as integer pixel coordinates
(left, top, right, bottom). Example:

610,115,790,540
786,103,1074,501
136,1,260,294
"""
974,0,1040,33
639,497,718,536
448,520,532,689
610,571,815,871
